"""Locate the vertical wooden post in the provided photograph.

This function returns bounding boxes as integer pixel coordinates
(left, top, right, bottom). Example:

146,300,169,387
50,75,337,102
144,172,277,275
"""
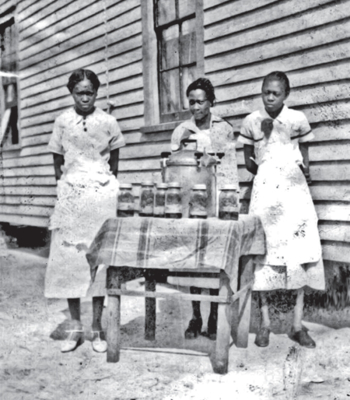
236,256,254,348
145,270,156,341
106,266,121,363
214,270,232,374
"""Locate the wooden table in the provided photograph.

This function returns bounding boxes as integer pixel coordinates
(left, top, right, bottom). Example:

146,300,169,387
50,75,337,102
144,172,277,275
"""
87,216,265,374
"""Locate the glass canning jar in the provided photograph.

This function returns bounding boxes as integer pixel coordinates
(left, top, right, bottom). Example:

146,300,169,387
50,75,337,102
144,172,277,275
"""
117,183,134,217
154,183,168,218
189,184,208,219
139,181,154,217
218,185,239,220
165,182,182,219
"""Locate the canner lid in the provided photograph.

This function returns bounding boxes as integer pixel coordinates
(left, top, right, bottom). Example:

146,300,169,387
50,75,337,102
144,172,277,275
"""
168,182,181,188
157,183,168,189
141,181,154,186
192,184,206,190
221,184,237,190
119,183,132,189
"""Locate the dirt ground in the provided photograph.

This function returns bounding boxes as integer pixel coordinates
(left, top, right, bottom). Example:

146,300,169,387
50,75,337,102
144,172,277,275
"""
1,248,350,400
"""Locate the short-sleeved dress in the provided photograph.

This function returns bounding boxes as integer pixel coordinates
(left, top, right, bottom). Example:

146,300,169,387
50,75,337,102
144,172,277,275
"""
238,105,325,291
171,114,239,190
169,114,239,289
45,107,125,298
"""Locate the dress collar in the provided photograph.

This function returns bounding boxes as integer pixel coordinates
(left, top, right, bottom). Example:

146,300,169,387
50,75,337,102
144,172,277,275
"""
182,113,222,132
261,104,288,123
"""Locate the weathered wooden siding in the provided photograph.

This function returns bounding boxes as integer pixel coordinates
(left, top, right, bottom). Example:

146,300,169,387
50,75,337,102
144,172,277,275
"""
0,0,146,226
0,0,349,268
203,0,350,264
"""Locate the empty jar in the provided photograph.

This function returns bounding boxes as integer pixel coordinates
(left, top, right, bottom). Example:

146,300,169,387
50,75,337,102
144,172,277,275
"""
117,183,134,217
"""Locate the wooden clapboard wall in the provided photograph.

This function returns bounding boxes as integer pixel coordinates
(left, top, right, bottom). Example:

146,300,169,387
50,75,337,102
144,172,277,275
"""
203,0,350,264
0,0,349,270
0,0,148,227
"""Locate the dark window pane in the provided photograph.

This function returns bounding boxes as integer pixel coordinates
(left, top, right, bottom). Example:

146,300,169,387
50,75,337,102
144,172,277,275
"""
9,106,18,144
160,70,181,114
179,0,196,18
180,19,196,65
157,0,176,25
161,25,179,70
181,66,197,110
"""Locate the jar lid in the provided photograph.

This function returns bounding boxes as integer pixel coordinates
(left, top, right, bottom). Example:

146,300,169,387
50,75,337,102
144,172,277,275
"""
168,182,181,188
221,184,237,191
141,181,154,187
157,183,168,189
192,184,206,190
119,183,132,189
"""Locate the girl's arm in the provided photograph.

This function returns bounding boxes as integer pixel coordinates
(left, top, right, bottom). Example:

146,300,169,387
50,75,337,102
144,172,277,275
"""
243,144,258,175
299,142,311,185
53,153,64,181
109,148,120,178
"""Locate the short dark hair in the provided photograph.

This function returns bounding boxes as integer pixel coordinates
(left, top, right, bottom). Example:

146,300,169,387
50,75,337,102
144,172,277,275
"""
262,71,290,96
186,77,216,106
67,69,100,93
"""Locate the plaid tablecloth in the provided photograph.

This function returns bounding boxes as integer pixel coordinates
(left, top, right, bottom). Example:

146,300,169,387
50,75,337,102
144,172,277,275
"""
86,215,265,291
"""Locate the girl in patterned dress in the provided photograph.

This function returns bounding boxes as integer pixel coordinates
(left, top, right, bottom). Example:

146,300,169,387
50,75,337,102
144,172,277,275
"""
45,69,125,353
238,71,325,348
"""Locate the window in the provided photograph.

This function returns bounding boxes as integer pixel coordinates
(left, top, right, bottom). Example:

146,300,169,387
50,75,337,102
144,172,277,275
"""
141,0,204,127
0,8,19,147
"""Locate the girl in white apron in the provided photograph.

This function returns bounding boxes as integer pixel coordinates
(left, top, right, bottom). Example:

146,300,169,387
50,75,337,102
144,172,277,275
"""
45,69,125,353
238,71,325,348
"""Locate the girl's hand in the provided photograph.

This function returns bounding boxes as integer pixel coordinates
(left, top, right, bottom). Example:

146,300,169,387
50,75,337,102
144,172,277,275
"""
304,171,312,185
261,118,273,139
298,164,312,185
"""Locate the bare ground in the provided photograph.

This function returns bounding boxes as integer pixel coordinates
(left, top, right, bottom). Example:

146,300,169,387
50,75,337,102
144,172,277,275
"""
1,249,350,400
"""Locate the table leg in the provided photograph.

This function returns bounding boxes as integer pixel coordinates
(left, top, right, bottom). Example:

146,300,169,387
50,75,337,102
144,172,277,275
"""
236,256,254,348
106,267,121,363
145,270,156,341
214,270,232,374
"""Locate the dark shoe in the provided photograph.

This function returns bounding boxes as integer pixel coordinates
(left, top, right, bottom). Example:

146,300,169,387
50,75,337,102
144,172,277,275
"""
254,327,271,347
185,317,203,339
291,329,316,348
207,313,217,341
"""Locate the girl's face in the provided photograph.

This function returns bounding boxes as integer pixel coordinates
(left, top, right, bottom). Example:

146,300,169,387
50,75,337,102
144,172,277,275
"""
262,79,288,113
188,89,211,122
72,79,97,114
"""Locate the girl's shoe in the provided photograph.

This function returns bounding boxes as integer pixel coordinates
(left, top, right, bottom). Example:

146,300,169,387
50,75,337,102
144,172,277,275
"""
61,330,84,353
291,329,316,348
254,327,271,347
185,317,203,339
91,331,107,353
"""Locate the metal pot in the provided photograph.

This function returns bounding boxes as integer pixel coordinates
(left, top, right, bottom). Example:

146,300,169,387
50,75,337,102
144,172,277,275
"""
161,140,222,218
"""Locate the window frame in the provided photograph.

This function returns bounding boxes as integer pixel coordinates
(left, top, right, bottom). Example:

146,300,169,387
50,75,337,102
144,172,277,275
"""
0,7,20,149
141,0,204,130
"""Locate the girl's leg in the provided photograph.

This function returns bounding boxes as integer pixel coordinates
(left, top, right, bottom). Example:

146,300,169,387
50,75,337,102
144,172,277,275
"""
92,296,104,331
185,287,203,339
68,298,81,322
260,291,271,328
62,298,83,353
293,288,304,331
255,291,271,347
207,289,219,340
292,288,316,348
91,296,107,353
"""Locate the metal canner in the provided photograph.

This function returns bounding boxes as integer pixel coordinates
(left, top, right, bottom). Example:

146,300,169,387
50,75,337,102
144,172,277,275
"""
160,139,224,218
